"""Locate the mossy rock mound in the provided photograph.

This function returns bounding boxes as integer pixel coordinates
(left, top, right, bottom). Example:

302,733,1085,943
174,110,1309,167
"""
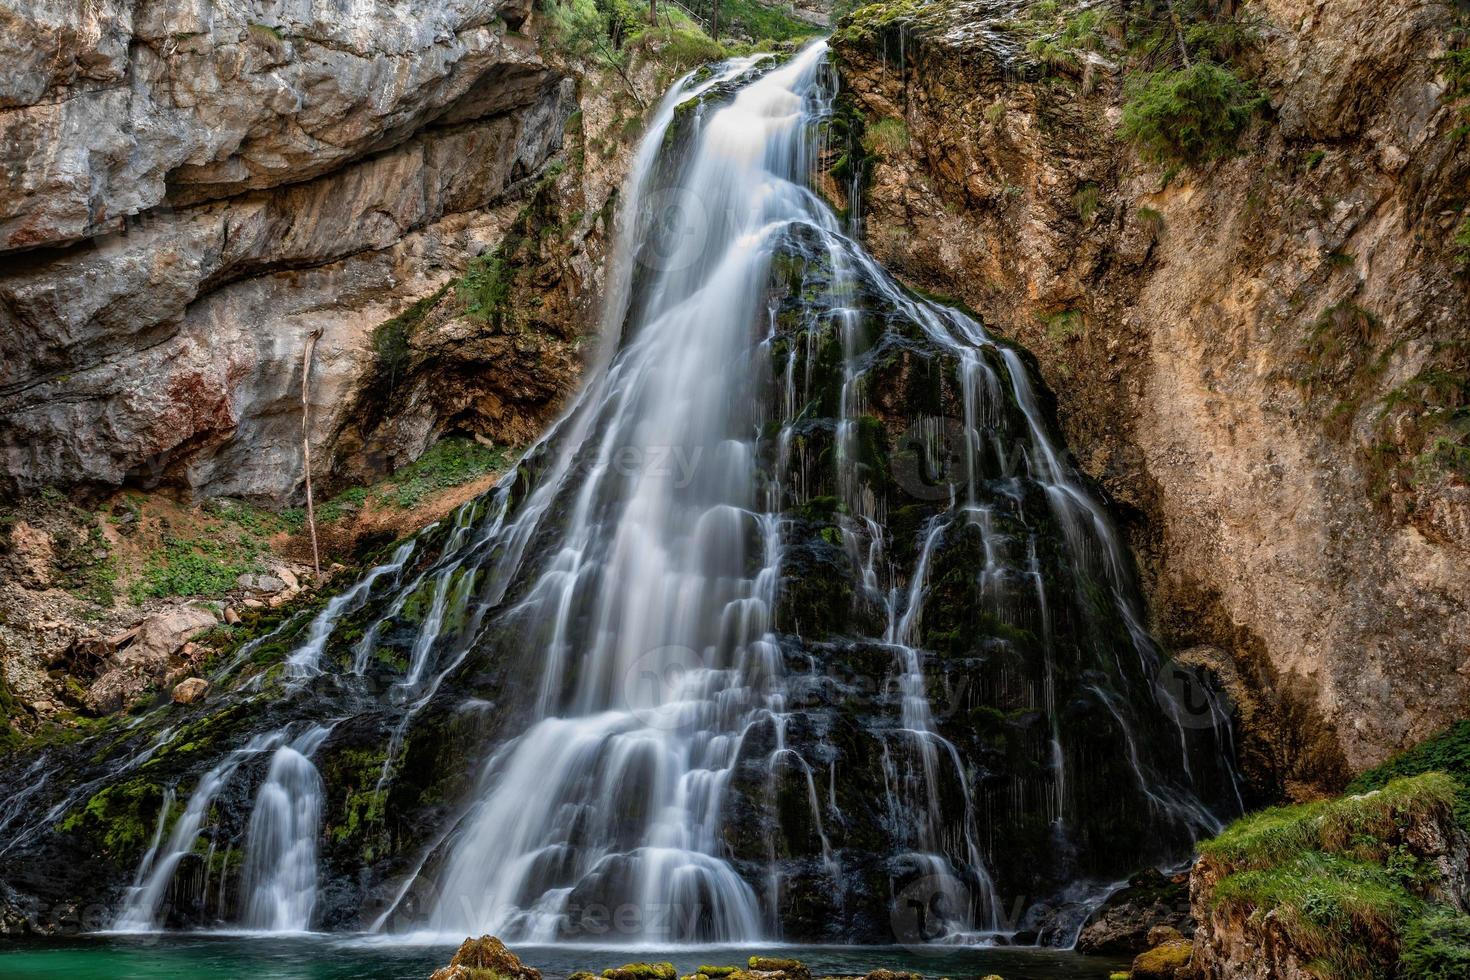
431,936,541,980
1130,939,1191,979
746,958,810,980
602,963,676,980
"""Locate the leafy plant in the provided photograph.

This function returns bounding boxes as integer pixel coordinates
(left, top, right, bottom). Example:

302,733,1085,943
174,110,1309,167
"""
129,536,260,603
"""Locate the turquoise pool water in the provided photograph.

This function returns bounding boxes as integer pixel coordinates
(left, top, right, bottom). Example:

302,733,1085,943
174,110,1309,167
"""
0,936,1126,980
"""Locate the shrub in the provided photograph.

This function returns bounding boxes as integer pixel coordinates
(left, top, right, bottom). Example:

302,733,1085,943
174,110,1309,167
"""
1401,906,1470,980
1119,61,1264,166
458,250,516,327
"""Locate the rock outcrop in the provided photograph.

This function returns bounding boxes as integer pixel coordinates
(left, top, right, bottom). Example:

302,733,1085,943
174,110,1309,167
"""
0,0,615,503
832,0,1470,782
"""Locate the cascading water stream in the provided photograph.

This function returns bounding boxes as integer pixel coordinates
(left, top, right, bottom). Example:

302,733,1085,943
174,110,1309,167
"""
239,725,333,932
70,39,1244,946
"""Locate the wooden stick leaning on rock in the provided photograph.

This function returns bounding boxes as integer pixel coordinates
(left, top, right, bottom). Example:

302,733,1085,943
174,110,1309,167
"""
302,327,323,574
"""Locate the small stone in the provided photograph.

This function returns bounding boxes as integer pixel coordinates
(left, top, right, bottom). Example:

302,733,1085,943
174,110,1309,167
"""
242,598,266,609
275,566,299,591
223,606,241,625
171,677,210,704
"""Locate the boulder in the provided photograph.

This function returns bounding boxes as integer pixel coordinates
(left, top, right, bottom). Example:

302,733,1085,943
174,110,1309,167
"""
1130,939,1192,980
1076,868,1192,955
603,964,676,980
84,604,216,713
170,677,209,704
237,572,287,594
430,936,541,980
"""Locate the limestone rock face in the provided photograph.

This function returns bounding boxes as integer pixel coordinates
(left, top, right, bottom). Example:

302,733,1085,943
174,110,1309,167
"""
832,0,1470,779
0,0,601,503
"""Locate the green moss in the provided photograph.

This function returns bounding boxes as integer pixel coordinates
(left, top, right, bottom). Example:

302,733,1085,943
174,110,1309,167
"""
58,778,175,863
603,963,676,980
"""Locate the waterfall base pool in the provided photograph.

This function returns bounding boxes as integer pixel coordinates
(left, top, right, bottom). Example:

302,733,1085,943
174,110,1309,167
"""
0,937,1127,980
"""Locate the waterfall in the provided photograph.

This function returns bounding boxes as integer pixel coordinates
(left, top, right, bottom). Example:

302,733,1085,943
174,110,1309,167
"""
90,39,1240,946
239,725,332,932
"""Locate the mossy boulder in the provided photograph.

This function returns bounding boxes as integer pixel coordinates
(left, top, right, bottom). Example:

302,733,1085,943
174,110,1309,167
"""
602,963,676,980
1129,938,1191,979
746,958,809,980
430,936,542,980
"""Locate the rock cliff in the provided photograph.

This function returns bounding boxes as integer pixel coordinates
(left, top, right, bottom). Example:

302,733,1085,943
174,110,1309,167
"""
832,0,1470,786
0,0,609,503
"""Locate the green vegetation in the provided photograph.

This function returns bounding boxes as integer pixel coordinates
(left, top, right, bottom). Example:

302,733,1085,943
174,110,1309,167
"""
59,779,176,862
373,286,448,396
1348,720,1470,826
1071,182,1100,221
1367,339,1470,496
862,116,909,156
1199,722,1470,979
376,437,517,510
1402,907,1470,979
129,535,262,603
458,249,517,327
1200,771,1457,869
1118,61,1264,166
717,0,820,43
1041,308,1084,342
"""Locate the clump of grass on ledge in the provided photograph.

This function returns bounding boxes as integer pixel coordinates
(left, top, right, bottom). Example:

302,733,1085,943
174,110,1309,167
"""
1199,765,1470,977
1199,771,1458,870
1348,720,1470,826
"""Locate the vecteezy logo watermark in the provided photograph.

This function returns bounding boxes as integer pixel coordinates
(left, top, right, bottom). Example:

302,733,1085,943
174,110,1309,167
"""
635,187,711,273
621,644,711,731
890,873,973,952
890,416,969,501
1155,661,1235,731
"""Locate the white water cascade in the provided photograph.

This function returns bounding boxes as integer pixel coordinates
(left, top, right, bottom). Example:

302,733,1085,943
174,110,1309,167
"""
417,40,1020,944
239,725,333,932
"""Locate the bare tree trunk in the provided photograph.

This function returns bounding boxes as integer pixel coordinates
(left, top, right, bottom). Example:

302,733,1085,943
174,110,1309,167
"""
649,0,657,23
710,0,720,41
301,328,323,575
1165,0,1191,65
